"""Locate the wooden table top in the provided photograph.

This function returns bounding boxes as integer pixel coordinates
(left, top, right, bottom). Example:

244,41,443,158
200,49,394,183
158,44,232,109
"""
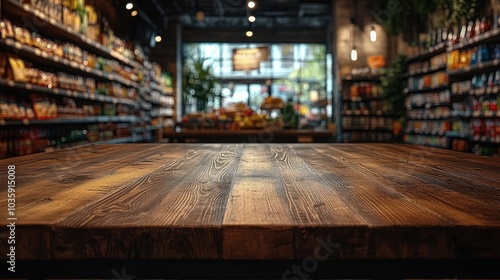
1,143,500,261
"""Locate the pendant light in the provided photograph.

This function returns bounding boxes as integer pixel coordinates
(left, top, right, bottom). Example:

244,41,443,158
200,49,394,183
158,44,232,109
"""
351,46,358,61
370,25,377,42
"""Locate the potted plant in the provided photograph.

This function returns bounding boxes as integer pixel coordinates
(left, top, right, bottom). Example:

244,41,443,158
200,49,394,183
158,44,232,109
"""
182,53,221,113
380,54,407,141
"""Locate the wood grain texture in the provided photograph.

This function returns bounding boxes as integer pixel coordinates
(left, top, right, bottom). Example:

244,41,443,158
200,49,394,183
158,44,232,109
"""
1,143,499,261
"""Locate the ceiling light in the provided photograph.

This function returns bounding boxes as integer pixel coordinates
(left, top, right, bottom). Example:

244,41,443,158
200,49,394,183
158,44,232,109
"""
126,3,133,10
246,30,253,37
155,35,162,42
131,10,138,16
350,46,358,61
247,1,255,9
370,25,377,42
196,10,205,22
248,15,256,22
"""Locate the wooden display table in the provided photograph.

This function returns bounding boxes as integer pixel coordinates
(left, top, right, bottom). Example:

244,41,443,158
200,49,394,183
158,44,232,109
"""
163,128,336,143
1,143,500,279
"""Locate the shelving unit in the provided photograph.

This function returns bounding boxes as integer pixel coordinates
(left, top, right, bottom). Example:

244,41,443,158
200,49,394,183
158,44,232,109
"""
404,43,451,149
339,76,395,143
446,27,500,156
0,0,174,158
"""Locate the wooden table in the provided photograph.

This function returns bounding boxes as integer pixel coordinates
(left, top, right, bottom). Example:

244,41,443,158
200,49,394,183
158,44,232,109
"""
1,143,500,279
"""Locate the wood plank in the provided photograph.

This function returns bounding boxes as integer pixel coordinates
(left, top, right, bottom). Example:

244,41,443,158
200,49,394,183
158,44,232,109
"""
53,144,242,259
223,144,295,259
266,145,369,259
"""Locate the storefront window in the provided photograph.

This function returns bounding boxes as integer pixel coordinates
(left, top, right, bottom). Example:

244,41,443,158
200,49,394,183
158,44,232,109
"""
182,43,328,128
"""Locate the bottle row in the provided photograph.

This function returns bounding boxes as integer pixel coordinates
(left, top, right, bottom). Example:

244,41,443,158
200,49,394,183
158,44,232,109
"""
342,116,393,130
406,120,450,136
404,134,448,149
342,100,384,116
1,19,138,82
0,93,137,120
407,52,447,74
448,44,500,71
1,55,140,100
0,122,143,158
451,70,500,95
342,131,394,143
407,71,449,91
405,90,450,108
407,106,450,120
17,0,138,62
345,82,383,99
451,96,500,117
409,15,498,54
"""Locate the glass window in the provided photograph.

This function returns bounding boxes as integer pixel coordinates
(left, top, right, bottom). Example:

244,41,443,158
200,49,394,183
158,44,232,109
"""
182,42,329,128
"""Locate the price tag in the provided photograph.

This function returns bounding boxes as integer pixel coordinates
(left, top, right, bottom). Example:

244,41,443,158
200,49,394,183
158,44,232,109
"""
70,61,78,68
98,96,105,102
7,80,15,87
494,86,499,94
34,49,41,56
0,119,5,126
481,136,488,142
486,87,492,94
108,74,114,81
49,18,56,25
14,42,22,50
83,93,89,99
25,84,32,90
485,111,494,117
53,88,60,94
473,111,480,117
41,51,48,58
473,135,480,141
53,56,60,62
22,119,29,125
497,111,500,117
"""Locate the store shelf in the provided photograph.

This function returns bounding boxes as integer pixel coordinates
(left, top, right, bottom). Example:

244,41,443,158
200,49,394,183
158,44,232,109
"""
0,38,139,88
448,28,500,52
342,111,386,117
450,111,500,118
458,86,500,96
406,102,450,109
2,0,141,69
405,131,446,136
447,59,500,78
406,116,449,120
407,65,447,77
470,135,500,144
0,115,140,126
445,131,471,139
343,127,392,131
341,75,381,82
0,79,139,107
405,85,450,94
342,96,383,102
407,42,448,63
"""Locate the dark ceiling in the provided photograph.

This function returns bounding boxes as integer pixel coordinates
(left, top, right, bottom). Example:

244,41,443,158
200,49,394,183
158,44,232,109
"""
117,0,332,32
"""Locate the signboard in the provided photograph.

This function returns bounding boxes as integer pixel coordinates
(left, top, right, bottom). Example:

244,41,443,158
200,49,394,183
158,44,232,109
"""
232,47,269,71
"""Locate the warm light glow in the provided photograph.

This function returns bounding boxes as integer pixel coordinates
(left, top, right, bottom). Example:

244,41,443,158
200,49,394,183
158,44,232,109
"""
246,30,253,37
155,36,162,42
248,1,256,9
351,48,358,61
248,15,256,22
131,10,138,16
196,10,205,22
370,26,377,42
126,3,133,10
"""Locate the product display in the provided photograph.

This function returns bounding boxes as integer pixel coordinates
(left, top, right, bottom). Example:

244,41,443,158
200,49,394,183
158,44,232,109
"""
340,77,396,143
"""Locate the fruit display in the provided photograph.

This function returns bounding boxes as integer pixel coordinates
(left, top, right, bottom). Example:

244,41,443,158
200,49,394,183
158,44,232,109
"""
181,97,293,130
